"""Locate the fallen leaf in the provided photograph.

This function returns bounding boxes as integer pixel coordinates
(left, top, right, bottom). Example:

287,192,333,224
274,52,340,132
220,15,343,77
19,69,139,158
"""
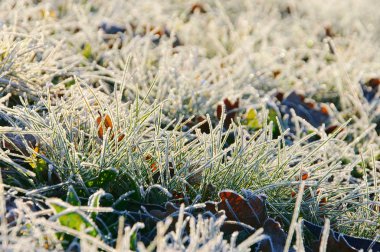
361,78,380,102
145,154,158,172
184,115,211,134
280,91,330,128
96,113,124,142
303,220,380,251
216,98,240,129
258,218,292,252
217,190,267,229
220,220,255,238
48,199,99,237
275,92,284,102
245,108,261,129
325,125,343,135
295,169,309,181
324,25,336,38
280,5,292,18
272,70,281,79
96,113,113,139
189,3,206,14
149,202,179,219
81,43,93,60
99,22,126,34
2,133,38,156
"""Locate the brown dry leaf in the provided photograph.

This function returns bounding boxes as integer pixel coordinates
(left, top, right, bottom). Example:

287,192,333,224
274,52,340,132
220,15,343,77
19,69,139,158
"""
144,154,159,173
362,78,380,102
324,125,344,135
281,91,330,128
150,202,179,219
96,113,124,142
2,133,38,156
303,220,380,251
96,113,113,139
217,190,267,229
321,233,357,252
275,91,284,102
324,25,336,38
189,3,207,14
295,169,309,181
272,70,281,79
220,220,255,236
216,98,240,129
258,218,291,252
184,115,211,134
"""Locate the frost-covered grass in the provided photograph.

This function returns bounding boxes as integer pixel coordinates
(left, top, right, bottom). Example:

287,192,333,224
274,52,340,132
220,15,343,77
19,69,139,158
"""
0,0,380,251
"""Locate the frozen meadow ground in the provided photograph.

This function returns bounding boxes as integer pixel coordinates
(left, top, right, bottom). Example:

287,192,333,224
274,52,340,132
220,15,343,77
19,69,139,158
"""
0,0,380,251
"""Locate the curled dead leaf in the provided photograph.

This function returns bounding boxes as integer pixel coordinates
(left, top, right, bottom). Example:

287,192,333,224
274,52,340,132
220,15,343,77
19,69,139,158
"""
258,218,293,252
216,98,240,129
96,113,124,142
96,113,113,139
280,91,330,128
217,190,267,229
189,3,206,14
2,133,39,156
302,220,380,252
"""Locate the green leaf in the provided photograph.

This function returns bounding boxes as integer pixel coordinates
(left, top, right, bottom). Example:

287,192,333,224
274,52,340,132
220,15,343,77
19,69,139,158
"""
85,167,118,190
47,199,99,237
246,108,261,129
112,191,139,211
145,185,171,205
268,108,280,138
98,168,118,188
64,79,76,88
99,193,114,207
30,157,48,182
85,178,96,188
66,186,81,206
88,189,106,219
82,43,92,59
130,231,138,250
109,172,142,201
351,167,364,179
